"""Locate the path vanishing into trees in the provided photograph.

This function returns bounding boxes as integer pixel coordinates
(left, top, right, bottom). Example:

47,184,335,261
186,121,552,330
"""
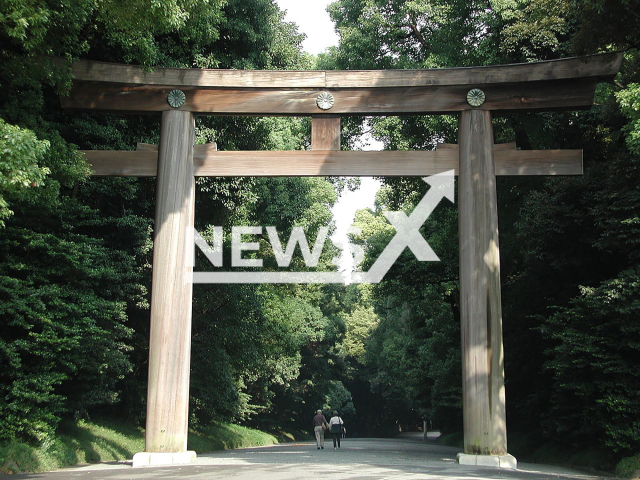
2,434,619,480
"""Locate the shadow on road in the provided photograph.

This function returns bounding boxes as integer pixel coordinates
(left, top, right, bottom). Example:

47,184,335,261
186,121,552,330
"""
0,434,620,480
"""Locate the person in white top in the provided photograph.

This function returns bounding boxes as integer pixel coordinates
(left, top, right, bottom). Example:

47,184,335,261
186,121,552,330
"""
328,411,345,449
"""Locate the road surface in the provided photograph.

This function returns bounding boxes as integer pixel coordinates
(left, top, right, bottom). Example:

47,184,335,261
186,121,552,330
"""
1,434,619,480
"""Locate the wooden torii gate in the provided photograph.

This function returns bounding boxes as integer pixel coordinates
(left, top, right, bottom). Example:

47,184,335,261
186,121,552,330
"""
60,53,622,468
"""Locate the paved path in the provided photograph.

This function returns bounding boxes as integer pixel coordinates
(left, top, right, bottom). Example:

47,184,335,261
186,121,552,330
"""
1,434,619,480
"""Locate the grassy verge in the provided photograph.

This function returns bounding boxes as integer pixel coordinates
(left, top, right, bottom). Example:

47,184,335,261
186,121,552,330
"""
0,417,293,475
187,422,279,452
434,431,463,449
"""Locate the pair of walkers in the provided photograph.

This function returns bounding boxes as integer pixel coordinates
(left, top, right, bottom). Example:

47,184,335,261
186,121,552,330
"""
312,409,345,450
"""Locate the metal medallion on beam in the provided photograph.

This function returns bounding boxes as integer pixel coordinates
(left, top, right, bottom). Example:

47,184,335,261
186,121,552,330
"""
167,89,186,108
316,92,335,110
466,88,486,107
60,54,622,115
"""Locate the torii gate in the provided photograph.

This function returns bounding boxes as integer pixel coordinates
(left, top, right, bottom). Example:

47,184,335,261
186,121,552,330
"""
59,53,622,468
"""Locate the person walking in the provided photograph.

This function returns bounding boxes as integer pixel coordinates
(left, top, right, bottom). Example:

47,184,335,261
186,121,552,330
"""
328,411,345,450
312,409,328,449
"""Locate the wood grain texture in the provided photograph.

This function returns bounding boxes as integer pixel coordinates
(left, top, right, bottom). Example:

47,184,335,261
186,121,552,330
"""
145,110,195,454
137,142,217,152
458,109,508,456
62,53,621,88
437,142,517,150
326,53,621,87
312,115,341,150
83,150,158,175
69,59,327,87
62,78,598,114
83,148,582,177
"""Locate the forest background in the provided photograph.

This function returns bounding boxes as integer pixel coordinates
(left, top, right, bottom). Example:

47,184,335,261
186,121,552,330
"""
0,0,639,475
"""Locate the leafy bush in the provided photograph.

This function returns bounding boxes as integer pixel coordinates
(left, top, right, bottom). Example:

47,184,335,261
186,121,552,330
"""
542,268,640,453
616,453,640,479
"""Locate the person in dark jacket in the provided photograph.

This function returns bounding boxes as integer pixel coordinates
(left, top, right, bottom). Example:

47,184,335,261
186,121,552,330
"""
312,409,328,449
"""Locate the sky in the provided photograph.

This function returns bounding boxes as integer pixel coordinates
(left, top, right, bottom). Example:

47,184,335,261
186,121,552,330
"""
276,0,340,55
276,0,383,274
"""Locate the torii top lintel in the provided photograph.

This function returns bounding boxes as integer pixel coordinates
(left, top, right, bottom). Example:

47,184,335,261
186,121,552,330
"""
61,53,622,116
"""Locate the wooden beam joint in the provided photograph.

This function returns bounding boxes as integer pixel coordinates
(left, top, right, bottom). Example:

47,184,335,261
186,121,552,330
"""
312,115,341,151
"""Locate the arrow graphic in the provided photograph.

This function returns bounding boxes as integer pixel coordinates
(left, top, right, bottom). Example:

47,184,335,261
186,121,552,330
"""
193,170,454,284
352,169,454,283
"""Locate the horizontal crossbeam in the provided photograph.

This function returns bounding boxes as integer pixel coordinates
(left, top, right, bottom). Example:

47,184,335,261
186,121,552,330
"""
82,145,582,177
64,54,620,88
59,54,622,115
63,80,599,115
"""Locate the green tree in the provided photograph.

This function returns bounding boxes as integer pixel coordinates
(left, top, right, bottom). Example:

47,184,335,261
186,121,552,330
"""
542,268,640,453
0,0,320,441
345,180,461,433
326,0,640,460
0,120,49,226
0,201,147,441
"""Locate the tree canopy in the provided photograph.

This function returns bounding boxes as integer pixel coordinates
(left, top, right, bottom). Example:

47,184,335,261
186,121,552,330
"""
320,0,640,466
0,0,639,472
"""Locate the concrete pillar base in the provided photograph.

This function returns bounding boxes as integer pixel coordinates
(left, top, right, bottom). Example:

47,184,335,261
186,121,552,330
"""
132,451,197,468
457,453,517,469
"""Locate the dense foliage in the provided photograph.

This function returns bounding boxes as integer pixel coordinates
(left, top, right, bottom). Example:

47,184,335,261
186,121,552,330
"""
321,0,640,466
1,0,639,472
0,0,335,442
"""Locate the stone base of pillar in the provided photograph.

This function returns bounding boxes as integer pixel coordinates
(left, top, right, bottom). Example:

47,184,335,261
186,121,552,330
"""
132,451,197,468
457,453,517,469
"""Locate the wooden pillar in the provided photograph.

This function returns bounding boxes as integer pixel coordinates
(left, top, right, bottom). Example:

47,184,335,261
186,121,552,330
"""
457,110,510,460
311,115,341,150
145,110,195,454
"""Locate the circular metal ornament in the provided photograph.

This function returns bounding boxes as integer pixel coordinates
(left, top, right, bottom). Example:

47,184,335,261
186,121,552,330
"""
466,88,486,107
167,89,186,108
316,92,335,110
